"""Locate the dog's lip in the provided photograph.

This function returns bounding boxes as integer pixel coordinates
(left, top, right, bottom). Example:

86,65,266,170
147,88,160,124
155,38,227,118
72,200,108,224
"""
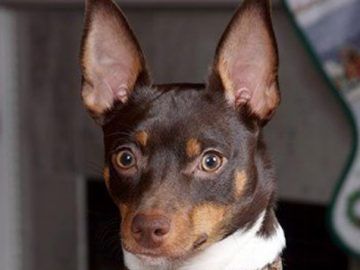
122,244,163,258
123,244,189,261
132,251,162,258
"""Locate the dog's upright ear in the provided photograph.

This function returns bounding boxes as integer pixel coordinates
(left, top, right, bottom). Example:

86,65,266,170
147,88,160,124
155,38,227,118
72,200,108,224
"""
80,0,150,123
209,0,280,124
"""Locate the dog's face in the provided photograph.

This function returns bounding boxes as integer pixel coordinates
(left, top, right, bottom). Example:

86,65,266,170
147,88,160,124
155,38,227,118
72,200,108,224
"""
81,0,279,262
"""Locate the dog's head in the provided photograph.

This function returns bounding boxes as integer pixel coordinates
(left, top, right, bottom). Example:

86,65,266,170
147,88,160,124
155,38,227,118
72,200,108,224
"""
80,0,279,263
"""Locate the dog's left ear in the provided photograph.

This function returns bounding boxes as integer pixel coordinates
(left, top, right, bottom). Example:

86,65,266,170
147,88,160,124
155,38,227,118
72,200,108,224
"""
209,0,280,123
80,0,150,123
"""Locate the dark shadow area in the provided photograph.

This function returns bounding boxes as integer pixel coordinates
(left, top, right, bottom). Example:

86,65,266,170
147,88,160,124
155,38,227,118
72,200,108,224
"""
277,201,348,270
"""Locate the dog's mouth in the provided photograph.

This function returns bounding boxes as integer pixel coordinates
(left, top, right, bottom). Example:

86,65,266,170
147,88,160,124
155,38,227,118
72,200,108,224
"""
122,245,165,258
122,233,209,262
122,245,185,265
192,233,208,249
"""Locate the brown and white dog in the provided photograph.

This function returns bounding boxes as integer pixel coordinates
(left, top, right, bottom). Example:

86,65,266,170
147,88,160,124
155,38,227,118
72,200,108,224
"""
80,0,286,269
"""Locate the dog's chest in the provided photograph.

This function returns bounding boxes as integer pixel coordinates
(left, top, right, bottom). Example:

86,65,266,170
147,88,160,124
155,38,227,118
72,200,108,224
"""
122,257,283,270
122,258,282,270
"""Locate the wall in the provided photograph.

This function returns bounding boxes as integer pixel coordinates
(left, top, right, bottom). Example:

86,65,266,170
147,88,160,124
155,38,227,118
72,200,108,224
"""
0,8,22,270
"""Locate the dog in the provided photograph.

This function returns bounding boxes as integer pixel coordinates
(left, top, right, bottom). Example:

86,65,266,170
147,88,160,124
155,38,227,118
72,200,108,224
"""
80,0,286,269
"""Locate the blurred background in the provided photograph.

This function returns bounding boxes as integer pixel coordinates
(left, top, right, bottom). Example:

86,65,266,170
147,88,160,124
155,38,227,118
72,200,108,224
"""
0,0,359,269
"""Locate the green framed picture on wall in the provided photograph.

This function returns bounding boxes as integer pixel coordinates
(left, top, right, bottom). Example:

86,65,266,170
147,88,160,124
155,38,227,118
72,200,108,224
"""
284,0,360,258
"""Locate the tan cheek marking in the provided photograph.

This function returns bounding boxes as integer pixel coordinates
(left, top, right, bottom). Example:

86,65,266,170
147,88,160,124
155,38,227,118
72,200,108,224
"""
191,204,226,236
235,170,247,197
119,203,130,218
186,138,201,158
165,210,192,249
135,131,149,147
119,203,135,248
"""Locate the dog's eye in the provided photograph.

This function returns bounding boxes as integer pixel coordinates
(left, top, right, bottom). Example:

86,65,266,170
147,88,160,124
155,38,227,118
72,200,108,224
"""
115,150,136,169
201,152,223,172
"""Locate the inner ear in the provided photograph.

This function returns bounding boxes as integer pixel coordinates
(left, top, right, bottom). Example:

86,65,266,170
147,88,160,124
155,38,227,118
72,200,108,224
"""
80,0,151,123
210,0,280,123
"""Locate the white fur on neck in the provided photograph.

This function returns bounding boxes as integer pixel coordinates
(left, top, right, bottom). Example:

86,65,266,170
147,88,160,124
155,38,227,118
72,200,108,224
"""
123,211,286,270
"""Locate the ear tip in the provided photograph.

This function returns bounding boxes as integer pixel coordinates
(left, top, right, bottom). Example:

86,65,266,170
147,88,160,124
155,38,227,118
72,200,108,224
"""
85,0,100,7
85,0,121,13
241,0,271,12
86,0,111,5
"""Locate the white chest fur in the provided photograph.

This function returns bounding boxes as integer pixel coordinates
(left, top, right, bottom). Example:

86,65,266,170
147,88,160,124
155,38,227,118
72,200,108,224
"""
123,211,286,270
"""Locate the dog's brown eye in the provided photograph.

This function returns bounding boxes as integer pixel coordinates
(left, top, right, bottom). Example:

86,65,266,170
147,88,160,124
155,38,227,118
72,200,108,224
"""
201,152,223,172
116,150,136,169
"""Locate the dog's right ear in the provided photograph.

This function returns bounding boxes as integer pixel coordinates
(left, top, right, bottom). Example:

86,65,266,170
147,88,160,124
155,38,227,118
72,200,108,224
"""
80,0,150,123
209,0,279,125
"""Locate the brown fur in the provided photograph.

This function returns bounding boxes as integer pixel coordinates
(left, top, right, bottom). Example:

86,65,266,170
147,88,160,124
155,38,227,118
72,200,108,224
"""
262,256,283,270
80,0,283,267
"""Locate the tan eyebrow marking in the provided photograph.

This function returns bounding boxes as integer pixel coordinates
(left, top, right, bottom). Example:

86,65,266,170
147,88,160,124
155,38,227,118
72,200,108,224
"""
186,138,201,158
135,131,149,147
234,170,247,197
103,166,110,188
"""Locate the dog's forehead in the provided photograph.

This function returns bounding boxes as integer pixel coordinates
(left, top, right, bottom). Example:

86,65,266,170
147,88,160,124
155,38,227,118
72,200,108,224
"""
137,85,235,142
150,87,216,122
151,84,212,113
103,83,248,154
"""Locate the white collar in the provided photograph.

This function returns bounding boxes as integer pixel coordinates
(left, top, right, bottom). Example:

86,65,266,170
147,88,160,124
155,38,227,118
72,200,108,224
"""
123,211,286,270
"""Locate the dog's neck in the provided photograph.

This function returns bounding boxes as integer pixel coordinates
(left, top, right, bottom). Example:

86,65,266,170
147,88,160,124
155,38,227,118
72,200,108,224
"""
123,211,286,270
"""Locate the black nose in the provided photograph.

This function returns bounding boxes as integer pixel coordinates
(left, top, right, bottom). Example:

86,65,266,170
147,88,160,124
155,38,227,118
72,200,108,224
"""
131,213,171,249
